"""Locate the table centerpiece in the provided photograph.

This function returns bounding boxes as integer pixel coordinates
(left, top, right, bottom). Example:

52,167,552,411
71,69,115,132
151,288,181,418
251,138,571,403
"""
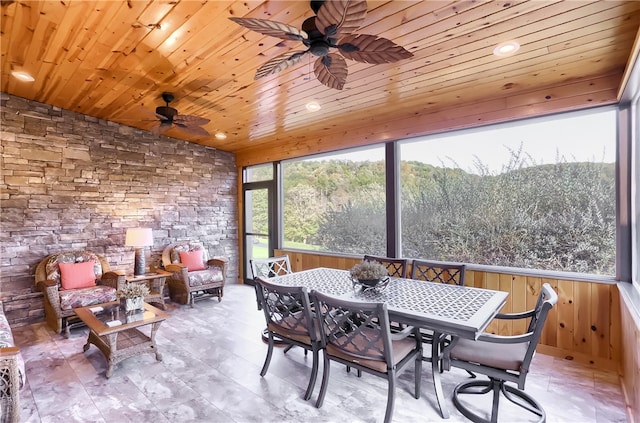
117,282,149,313
349,260,390,291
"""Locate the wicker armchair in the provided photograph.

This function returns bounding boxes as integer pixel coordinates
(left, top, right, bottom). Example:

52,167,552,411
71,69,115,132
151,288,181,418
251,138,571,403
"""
161,242,228,307
35,250,125,338
0,301,25,423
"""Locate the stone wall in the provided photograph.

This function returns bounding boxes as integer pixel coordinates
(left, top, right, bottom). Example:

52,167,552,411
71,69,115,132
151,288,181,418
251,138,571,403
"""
0,93,238,326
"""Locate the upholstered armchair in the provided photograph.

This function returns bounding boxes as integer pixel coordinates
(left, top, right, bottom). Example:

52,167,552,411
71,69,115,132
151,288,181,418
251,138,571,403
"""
35,250,125,337
161,242,228,307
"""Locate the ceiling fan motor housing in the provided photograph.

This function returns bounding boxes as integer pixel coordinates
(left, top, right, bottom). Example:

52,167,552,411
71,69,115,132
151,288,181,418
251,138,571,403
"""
302,17,330,56
156,106,177,122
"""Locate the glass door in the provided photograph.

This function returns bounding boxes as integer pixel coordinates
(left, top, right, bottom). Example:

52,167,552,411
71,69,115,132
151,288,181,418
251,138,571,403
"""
243,163,278,284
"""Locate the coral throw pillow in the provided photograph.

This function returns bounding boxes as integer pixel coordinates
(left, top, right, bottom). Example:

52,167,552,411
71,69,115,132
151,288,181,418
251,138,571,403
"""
179,250,206,271
59,260,97,290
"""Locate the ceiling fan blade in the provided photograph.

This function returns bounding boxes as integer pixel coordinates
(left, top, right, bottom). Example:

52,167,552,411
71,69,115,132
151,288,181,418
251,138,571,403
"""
314,53,348,90
338,34,413,64
174,114,210,126
255,50,309,79
150,122,172,135
316,0,367,39
228,17,308,41
174,123,211,137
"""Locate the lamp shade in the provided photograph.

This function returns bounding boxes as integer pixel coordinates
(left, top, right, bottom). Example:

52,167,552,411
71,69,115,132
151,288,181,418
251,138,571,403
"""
125,228,154,247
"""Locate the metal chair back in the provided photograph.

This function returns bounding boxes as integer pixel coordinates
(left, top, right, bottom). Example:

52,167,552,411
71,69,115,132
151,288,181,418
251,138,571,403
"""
410,259,466,286
363,255,408,278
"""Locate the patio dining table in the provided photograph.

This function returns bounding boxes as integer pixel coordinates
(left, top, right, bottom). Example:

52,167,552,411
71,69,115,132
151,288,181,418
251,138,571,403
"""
266,267,509,418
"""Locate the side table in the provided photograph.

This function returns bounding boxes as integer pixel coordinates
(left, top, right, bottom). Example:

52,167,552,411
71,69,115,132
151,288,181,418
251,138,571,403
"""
125,270,170,310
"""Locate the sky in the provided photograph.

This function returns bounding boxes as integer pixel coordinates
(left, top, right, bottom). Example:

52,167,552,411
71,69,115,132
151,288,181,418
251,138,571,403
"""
305,108,616,175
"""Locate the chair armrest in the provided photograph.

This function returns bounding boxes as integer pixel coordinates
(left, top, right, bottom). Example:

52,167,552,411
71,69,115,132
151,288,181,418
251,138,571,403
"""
165,263,186,272
207,257,229,277
37,279,62,314
0,346,25,392
494,309,535,320
165,263,189,281
0,346,20,356
476,332,533,344
391,325,417,341
99,271,126,290
37,279,58,290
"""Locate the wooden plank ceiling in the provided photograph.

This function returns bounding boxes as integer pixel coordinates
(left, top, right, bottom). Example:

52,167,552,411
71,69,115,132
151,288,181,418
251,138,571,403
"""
2,1,639,166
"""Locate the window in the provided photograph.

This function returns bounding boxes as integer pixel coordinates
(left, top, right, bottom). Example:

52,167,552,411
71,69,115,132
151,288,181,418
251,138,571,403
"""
282,147,387,255
244,163,273,183
400,108,616,276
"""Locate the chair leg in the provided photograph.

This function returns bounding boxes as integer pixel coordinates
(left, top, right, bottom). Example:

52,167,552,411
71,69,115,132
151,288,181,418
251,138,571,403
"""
452,378,545,423
502,383,546,419
304,347,320,401
63,318,70,339
384,372,396,423
431,335,449,418
414,355,422,399
315,354,331,408
490,379,501,423
260,332,275,377
283,344,294,354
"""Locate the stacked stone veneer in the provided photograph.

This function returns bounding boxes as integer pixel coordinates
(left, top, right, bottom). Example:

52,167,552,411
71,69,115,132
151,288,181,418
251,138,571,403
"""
0,93,238,326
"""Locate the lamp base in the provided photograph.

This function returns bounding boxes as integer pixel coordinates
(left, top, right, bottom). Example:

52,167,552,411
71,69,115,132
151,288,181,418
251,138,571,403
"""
133,247,146,276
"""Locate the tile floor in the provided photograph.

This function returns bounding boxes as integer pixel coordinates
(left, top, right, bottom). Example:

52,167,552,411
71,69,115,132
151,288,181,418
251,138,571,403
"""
13,283,628,422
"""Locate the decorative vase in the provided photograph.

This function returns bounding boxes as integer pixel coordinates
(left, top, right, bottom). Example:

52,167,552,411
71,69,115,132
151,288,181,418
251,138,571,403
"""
352,276,390,292
121,296,144,313
358,279,382,288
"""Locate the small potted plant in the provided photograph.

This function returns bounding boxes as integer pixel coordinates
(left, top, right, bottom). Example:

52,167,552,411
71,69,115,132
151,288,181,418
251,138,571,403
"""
349,260,390,290
117,283,149,312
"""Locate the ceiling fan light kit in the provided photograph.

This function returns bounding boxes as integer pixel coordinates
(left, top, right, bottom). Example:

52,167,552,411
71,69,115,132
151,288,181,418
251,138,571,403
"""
229,0,412,90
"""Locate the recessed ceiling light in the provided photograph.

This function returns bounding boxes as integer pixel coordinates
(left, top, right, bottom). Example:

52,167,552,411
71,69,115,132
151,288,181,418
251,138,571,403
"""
11,71,35,82
306,101,321,112
215,132,227,140
493,41,520,57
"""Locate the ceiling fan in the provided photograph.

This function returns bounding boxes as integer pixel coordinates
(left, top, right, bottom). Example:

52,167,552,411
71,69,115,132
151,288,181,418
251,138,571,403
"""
229,0,413,90
145,92,211,137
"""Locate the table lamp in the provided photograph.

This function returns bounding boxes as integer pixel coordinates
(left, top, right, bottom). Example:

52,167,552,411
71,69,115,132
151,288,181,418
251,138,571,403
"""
125,228,153,276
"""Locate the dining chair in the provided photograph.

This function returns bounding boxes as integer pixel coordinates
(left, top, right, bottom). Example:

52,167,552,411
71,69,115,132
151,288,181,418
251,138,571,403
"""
250,255,293,280
254,277,321,401
410,259,466,285
362,255,408,278
249,255,292,312
410,260,468,364
442,283,558,423
311,290,423,423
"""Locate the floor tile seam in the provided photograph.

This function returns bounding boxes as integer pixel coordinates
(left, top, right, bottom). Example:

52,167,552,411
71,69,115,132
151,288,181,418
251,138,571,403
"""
153,388,235,422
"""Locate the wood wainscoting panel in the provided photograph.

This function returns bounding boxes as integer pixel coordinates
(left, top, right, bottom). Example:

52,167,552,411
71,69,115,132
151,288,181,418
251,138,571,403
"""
574,281,593,355
276,249,621,372
619,288,640,422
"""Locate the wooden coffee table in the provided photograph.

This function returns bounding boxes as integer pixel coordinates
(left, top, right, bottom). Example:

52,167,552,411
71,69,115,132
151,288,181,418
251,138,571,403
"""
74,301,170,378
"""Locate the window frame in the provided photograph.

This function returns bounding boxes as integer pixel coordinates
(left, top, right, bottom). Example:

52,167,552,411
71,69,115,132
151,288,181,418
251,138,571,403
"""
243,103,634,284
